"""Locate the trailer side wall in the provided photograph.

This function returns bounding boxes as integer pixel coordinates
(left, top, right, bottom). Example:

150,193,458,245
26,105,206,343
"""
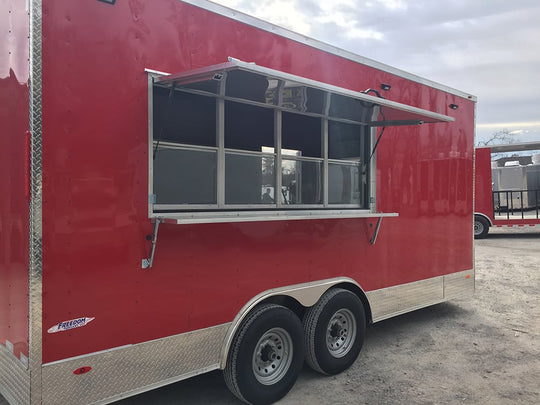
40,0,474,369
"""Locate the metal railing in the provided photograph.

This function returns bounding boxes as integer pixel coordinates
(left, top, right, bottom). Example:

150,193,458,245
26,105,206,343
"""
493,189,540,219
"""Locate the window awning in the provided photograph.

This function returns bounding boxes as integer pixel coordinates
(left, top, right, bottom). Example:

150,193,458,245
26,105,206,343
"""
153,58,455,127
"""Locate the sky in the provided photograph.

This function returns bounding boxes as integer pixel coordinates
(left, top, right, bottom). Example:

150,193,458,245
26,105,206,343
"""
211,0,540,145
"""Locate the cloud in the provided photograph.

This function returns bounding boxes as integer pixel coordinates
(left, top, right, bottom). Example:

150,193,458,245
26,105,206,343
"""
213,0,314,34
250,1,313,35
211,0,540,133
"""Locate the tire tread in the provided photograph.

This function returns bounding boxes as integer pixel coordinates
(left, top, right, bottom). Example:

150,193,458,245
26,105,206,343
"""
303,288,365,375
303,288,345,375
224,303,298,405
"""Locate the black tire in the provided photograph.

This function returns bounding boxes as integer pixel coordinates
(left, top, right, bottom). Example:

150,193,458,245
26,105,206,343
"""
474,215,489,239
303,288,366,375
224,304,304,405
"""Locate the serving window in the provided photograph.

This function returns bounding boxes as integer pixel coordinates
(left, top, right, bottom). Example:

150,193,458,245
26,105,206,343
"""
148,60,453,222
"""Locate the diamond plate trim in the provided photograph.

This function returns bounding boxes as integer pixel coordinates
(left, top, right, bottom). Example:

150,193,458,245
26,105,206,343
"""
0,345,30,405
42,323,229,405
29,0,44,404
368,277,444,322
444,269,475,298
367,269,474,322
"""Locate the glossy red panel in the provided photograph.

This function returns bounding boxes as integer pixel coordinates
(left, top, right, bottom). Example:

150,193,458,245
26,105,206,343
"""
475,147,540,226
0,0,30,360
40,0,474,363
474,148,494,219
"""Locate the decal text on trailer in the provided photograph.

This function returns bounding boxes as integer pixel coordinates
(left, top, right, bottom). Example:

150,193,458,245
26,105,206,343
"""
47,317,95,334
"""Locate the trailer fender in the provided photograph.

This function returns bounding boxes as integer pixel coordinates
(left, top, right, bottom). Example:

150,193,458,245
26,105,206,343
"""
474,212,493,227
474,213,493,239
219,277,370,368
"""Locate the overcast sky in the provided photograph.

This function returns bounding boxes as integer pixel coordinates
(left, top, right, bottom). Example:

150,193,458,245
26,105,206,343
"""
211,0,540,145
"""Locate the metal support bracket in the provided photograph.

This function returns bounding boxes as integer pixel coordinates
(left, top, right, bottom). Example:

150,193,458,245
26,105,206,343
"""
142,218,162,269
370,217,383,245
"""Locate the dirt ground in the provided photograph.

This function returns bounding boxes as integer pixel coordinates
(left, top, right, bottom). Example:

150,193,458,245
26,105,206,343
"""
1,227,539,405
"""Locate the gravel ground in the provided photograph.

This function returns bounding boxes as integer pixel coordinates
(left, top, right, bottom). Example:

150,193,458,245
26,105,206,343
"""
2,226,539,405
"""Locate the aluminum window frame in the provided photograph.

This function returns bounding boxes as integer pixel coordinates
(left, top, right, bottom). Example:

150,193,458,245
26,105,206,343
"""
148,60,453,221
150,91,371,212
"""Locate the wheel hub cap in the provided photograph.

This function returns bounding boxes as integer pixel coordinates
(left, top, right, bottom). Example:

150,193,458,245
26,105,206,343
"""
252,327,293,385
326,308,357,358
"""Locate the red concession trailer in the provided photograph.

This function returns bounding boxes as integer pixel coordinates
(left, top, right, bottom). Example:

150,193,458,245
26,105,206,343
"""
474,142,540,238
1,0,476,404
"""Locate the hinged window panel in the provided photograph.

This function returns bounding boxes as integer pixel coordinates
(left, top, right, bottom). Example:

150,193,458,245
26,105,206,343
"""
149,59,453,221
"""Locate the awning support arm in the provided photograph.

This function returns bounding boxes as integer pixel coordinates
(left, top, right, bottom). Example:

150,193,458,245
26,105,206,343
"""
370,217,383,245
142,218,162,269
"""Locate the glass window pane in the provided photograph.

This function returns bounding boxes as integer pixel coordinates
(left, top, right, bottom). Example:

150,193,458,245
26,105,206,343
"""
329,93,371,122
153,87,216,147
179,79,220,94
226,153,275,205
281,84,325,114
328,121,363,160
225,101,274,151
262,78,281,105
328,163,362,205
225,70,277,105
282,159,323,205
282,112,322,158
153,147,217,205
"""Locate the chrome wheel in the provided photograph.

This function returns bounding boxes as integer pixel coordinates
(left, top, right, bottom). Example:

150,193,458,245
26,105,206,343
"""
474,215,489,238
252,327,293,385
474,220,484,236
304,288,365,375
225,304,304,404
326,308,356,358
